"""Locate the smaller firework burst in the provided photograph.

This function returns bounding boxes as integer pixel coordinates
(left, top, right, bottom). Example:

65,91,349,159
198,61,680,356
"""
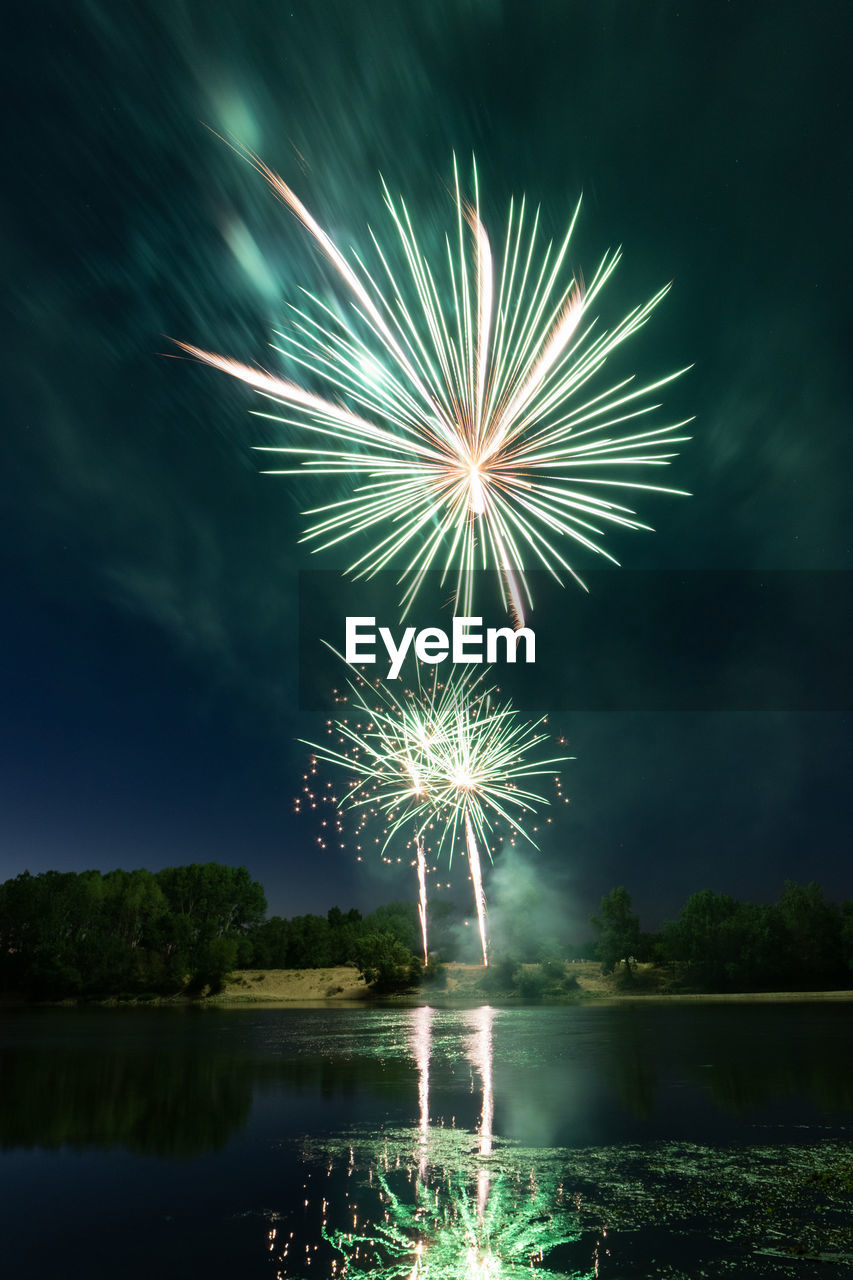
301,656,570,965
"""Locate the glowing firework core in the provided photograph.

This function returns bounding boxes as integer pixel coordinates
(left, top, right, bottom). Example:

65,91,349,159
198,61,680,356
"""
466,457,487,515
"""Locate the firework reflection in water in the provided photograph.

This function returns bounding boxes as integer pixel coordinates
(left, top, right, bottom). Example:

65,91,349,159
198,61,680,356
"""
268,1008,589,1278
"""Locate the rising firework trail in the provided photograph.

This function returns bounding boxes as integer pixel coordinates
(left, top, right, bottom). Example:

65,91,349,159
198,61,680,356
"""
177,143,691,620
415,835,428,965
465,812,489,968
303,659,569,965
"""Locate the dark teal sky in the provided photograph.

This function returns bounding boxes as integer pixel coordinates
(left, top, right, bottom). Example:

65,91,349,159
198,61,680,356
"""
1,0,850,930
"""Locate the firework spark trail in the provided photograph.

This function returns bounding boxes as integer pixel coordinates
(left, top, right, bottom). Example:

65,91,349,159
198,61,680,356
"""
177,146,691,619
416,836,429,965
304,659,570,962
465,812,489,967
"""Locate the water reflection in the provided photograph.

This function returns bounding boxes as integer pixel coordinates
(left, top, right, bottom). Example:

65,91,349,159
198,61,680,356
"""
325,1165,584,1279
287,1007,590,1278
467,1006,494,1216
701,1054,853,1117
1,1006,852,1276
260,1006,853,1277
411,1004,430,1177
600,1005,853,1123
4,1006,853,1163
0,1042,252,1156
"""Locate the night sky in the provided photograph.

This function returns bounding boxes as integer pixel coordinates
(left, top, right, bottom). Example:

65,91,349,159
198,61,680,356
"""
2,1,851,935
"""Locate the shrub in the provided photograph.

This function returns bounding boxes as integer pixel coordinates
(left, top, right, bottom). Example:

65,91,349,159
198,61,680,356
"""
421,962,448,988
516,965,548,1001
478,957,519,995
352,930,420,992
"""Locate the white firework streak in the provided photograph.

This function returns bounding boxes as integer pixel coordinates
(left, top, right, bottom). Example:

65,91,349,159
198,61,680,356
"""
416,835,429,966
177,144,691,619
465,811,489,967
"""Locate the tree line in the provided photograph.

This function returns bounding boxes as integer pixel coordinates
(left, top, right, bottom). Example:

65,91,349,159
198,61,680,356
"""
0,866,432,998
3,863,851,1000
0,864,266,998
590,881,853,991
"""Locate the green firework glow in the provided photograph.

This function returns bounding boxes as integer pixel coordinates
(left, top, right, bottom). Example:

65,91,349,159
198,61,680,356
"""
179,148,691,619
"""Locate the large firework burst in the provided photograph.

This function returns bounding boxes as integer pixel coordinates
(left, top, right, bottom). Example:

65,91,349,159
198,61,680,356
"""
177,145,690,619
303,660,569,965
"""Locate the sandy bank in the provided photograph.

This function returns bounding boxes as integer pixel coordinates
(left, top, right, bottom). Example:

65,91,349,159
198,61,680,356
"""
211,962,853,1007
213,966,370,1004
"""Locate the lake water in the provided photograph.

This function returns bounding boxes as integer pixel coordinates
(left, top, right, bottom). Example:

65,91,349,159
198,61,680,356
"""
0,1003,851,1278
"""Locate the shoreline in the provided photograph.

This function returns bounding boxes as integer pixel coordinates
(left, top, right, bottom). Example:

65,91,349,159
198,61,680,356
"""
208,965,853,1008
5,991,853,1010
4,962,852,1009
205,989,853,1010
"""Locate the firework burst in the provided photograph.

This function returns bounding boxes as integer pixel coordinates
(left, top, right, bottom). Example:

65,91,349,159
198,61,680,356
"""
301,659,570,965
177,144,691,620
